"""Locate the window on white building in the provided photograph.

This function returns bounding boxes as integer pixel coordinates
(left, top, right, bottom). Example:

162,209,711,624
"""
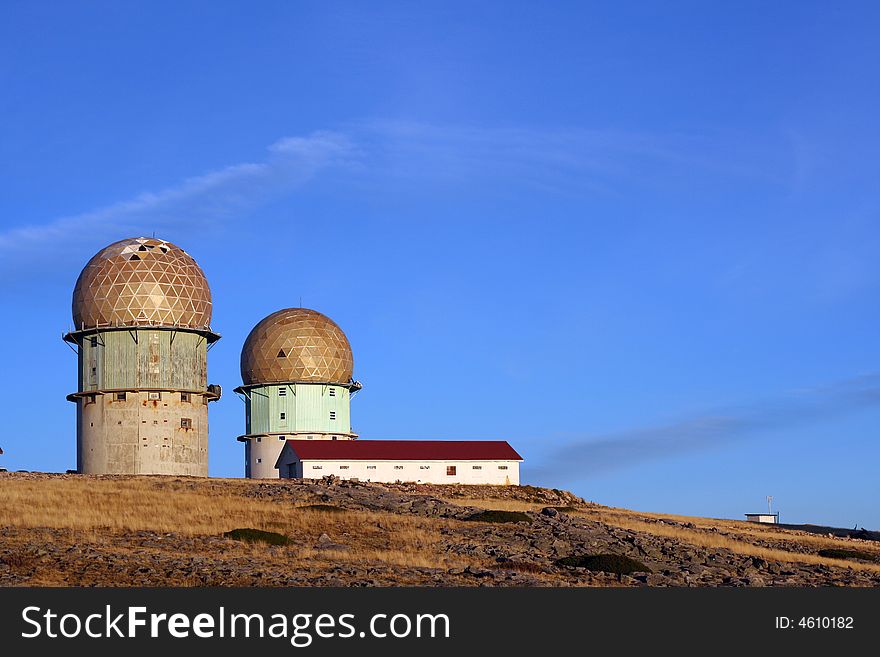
279,387,286,396
472,465,482,470
419,465,430,470
447,466,456,476
366,465,376,470
394,465,404,470
280,412,286,420
312,465,322,470
329,411,336,420
339,465,349,470
329,388,336,397
498,465,508,470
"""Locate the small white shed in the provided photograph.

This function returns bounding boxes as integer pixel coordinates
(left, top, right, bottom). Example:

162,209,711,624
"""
745,513,779,524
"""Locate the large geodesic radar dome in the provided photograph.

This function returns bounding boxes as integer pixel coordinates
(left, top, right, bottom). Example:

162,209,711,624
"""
72,237,213,331
240,308,354,386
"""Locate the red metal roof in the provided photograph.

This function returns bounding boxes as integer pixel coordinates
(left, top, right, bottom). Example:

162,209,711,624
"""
283,439,523,461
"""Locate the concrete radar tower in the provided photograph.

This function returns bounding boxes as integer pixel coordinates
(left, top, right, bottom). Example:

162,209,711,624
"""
235,308,361,478
64,237,221,475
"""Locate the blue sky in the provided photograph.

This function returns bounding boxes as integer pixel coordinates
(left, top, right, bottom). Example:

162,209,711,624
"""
1,1,878,528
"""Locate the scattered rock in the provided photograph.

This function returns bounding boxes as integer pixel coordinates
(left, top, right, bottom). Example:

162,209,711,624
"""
314,533,350,552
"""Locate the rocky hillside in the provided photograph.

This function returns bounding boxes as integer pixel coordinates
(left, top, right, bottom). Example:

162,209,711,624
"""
1,473,878,586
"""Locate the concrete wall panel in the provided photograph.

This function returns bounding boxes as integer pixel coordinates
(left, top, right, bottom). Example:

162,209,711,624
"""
78,391,209,476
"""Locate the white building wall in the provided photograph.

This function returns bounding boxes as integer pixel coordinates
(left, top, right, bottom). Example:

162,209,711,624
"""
280,458,520,485
246,434,289,479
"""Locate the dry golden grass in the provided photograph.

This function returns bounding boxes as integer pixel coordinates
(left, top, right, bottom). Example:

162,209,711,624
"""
1,477,288,534
0,476,474,572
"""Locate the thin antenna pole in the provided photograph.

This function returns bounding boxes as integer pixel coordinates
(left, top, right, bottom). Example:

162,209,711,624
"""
767,495,773,514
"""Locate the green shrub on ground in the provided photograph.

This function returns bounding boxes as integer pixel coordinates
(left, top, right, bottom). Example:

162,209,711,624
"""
465,510,532,524
223,528,291,546
299,504,346,513
817,548,875,561
554,553,651,575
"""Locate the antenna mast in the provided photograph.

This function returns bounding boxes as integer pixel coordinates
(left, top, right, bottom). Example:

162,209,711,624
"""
767,495,773,514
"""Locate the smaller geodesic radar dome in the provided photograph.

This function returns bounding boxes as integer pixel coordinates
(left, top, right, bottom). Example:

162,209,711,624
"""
240,308,354,385
72,237,213,330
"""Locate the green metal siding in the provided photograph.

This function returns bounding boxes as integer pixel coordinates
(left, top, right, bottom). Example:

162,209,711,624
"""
79,329,207,392
100,330,138,389
249,387,270,434
245,383,351,434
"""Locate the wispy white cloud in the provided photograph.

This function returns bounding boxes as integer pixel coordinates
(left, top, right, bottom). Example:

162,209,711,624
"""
0,130,355,262
349,119,787,196
0,120,788,272
527,374,880,484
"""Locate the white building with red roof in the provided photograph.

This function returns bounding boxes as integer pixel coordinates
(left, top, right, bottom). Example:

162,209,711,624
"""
276,439,522,485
